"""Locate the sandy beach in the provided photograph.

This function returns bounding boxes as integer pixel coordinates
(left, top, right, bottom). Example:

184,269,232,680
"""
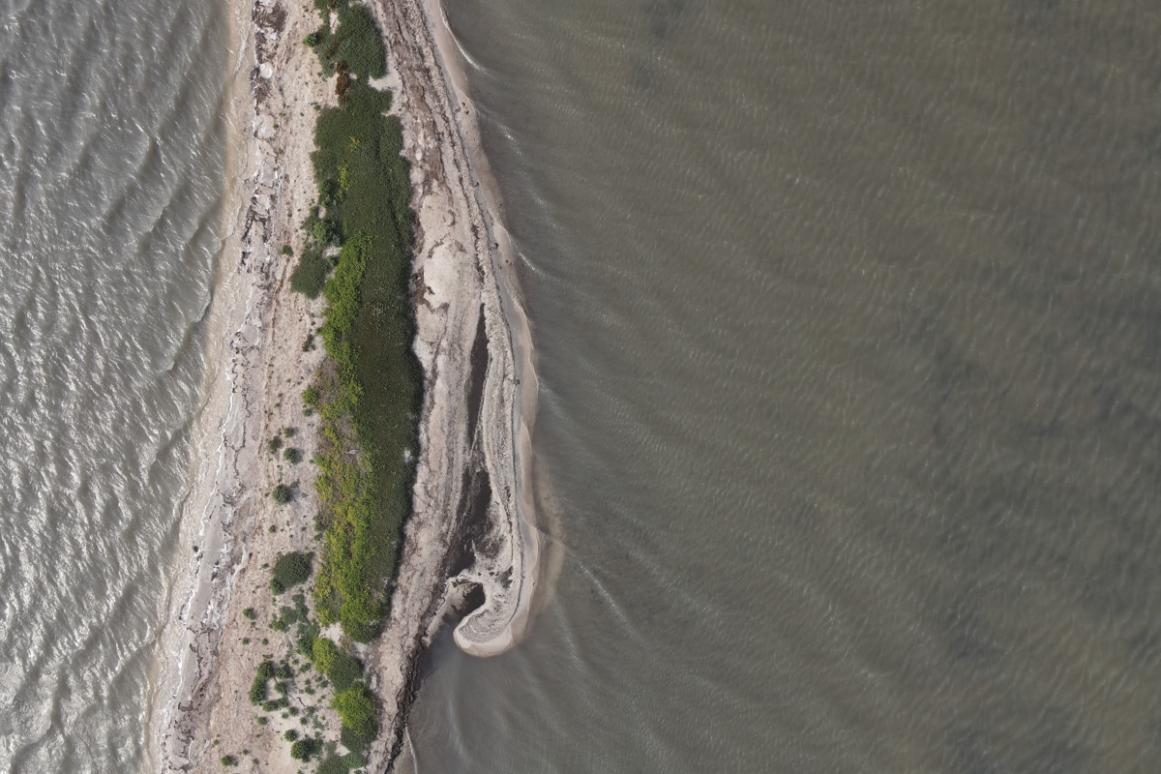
149,0,540,769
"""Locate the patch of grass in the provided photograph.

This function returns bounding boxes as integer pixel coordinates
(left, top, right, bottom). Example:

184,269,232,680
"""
317,756,349,774
316,3,387,79
333,685,376,741
291,245,331,298
310,636,363,692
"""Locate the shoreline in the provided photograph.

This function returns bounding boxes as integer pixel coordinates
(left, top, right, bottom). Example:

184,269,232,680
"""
151,0,541,770
379,0,542,660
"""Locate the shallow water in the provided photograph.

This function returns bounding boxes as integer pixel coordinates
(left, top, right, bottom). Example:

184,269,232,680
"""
407,1,1161,772
0,0,227,769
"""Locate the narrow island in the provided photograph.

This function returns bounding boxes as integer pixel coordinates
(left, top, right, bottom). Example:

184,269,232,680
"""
149,0,540,770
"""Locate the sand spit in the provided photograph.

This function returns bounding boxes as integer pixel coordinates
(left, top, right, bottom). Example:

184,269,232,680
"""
362,0,541,766
151,0,539,770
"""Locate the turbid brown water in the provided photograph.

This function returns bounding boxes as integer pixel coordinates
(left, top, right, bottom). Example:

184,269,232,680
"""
3,0,1161,771
404,1,1161,772
0,0,227,769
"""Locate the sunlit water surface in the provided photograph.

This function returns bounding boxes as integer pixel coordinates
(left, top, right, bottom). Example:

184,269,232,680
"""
0,0,227,769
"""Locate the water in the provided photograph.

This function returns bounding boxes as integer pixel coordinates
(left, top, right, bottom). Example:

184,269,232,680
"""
407,1,1161,772
0,0,227,769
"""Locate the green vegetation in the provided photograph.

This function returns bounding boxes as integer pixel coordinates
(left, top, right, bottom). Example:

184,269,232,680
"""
318,756,349,774
333,685,376,741
249,660,275,705
272,551,313,592
240,2,413,757
288,0,419,645
313,4,386,79
291,737,320,761
305,28,327,48
291,245,331,298
220,754,237,767
242,607,257,621
310,636,363,692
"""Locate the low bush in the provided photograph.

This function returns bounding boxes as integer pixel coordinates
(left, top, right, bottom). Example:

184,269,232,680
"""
291,246,331,298
249,660,275,705
272,551,312,591
309,636,363,691
333,685,376,741
290,737,319,761
272,484,294,504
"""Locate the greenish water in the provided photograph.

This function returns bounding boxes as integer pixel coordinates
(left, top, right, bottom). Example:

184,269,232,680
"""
405,1,1161,772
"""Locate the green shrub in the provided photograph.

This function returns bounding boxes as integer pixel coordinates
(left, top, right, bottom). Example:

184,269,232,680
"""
272,484,294,504
267,435,284,454
311,636,339,674
272,551,312,591
296,620,320,657
291,246,331,298
284,447,303,464
220,754,237,766
315,4,386,79
317,756,348,774
333,686,376,741
281,244,294,256
310,636,364,692
249,660,275,704
290,737,320,761
302,385,321,408
242,607,257,620
284,729,299,742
